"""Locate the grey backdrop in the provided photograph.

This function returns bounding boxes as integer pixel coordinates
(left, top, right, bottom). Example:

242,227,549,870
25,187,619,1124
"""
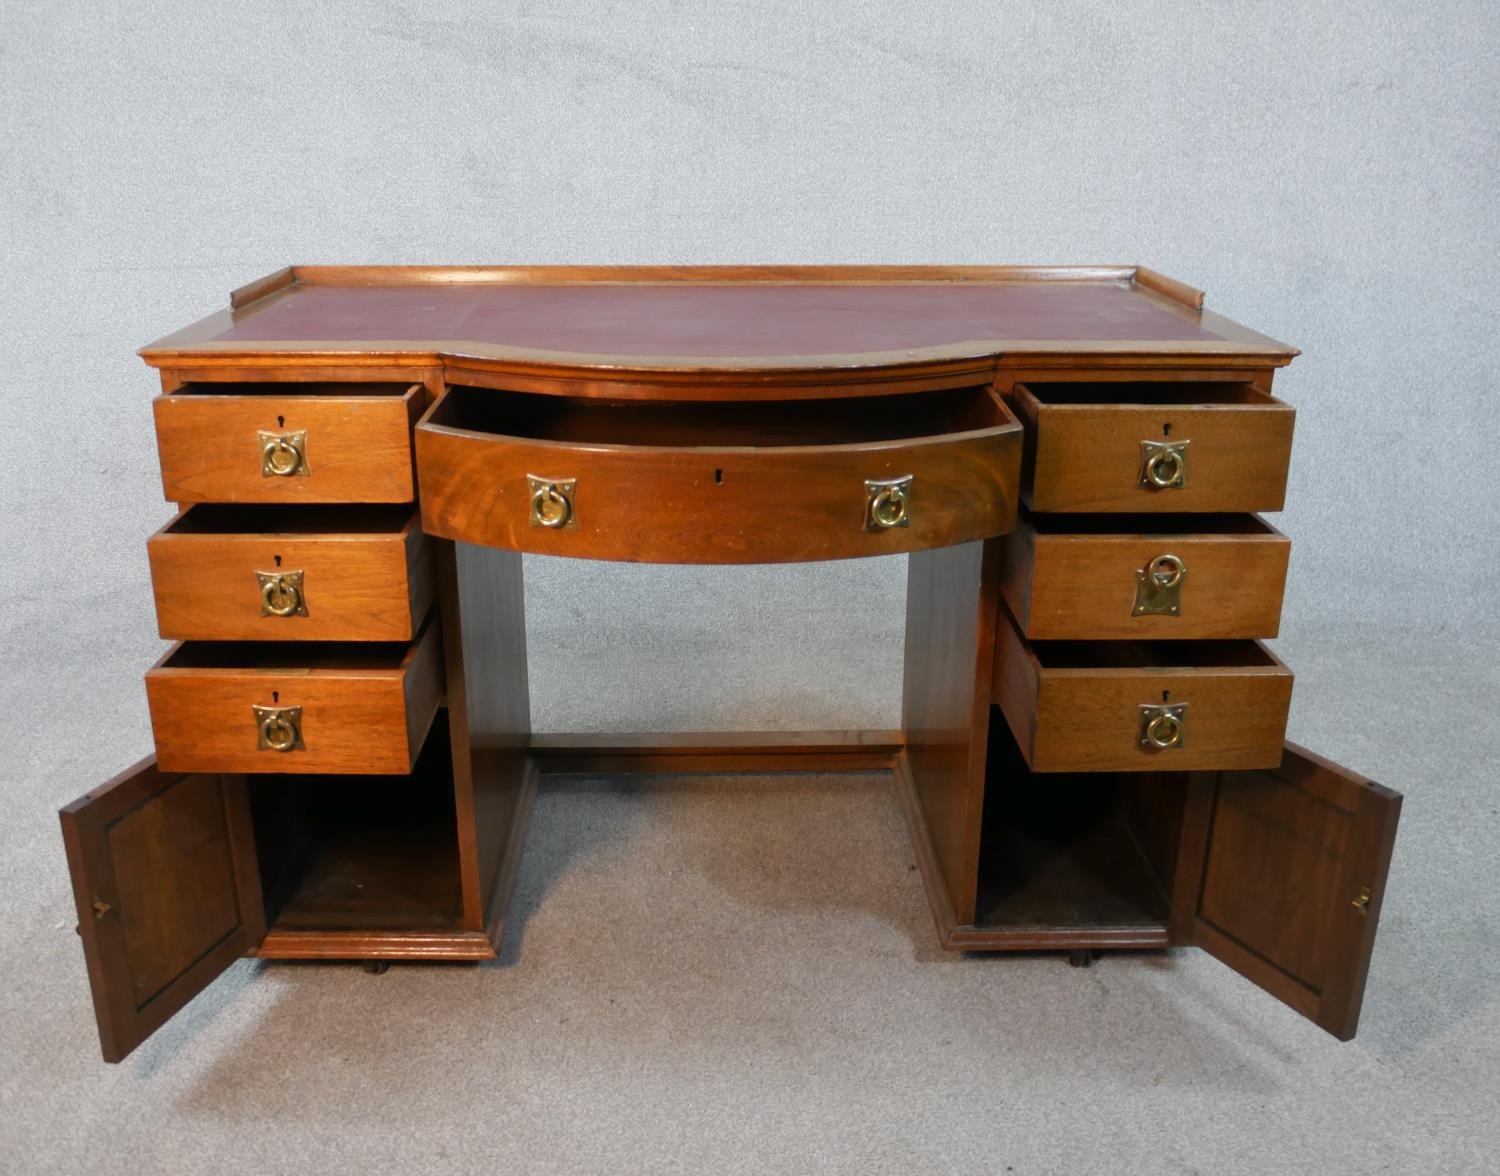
3,2,1498,1173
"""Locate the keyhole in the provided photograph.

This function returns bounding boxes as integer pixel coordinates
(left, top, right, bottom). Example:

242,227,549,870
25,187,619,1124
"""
1163,422,1172,436
276,415,285,428
272,690,279,704
273,554,282,567
1161,689,1170,702
713,469,723,484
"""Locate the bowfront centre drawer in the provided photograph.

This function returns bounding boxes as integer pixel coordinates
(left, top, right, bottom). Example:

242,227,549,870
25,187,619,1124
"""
992,605,1292,772
144,616,443,775
414,385,1022,563
147,505,435,642
1006,380,1295,513
154,382,423,504
998,512,1291,640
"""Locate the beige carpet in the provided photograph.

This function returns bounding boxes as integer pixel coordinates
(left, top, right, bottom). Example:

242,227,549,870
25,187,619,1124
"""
3,625,1498,1173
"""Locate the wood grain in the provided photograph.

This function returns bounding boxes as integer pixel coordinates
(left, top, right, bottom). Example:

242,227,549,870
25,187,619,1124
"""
1007,379,1295,512
900,540,1001,924
59,759,264,1062
992,605,1293,772
153,383,422,504
998,512,1290,639
436,540,533,945
144,617,444,775
147,505,434,642
416,386,1021,563
1183,743,1403,1040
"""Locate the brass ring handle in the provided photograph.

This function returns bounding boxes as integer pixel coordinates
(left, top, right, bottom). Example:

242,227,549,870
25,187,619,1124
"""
261,577,302,616
263,437,303,477
253,704,303,753
1147,553,1186,589
532,484,572,528
870,486,907,529
259,714,298,752
1144,448,1183,488
1143,711,1183,749
865,475,913,531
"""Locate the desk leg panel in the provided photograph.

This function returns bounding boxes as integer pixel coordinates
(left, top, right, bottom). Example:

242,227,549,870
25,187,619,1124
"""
900,540,1000,927
438,540,534,946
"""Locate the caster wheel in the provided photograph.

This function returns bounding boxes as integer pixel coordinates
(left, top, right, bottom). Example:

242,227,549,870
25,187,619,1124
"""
1067,949,1095,968
362,960,391,975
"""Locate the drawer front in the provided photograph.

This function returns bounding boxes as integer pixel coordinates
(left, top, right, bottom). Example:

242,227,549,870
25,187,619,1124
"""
999,516,1291,640
144,620,443,775
154,385,423,504
1009,382,1294,513
415,388,1022,563
993,607,1292,772
147,509,434,642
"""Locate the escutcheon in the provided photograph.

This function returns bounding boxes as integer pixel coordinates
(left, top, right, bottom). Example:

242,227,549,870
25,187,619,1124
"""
253,704,304,753
1139,439,1189,490
256,569,307,617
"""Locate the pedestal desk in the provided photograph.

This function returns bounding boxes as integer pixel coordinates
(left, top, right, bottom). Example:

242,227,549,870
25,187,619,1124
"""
59,266,1403,1061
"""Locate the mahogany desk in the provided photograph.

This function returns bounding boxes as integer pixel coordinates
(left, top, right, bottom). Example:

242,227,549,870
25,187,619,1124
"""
59,266,1402,1061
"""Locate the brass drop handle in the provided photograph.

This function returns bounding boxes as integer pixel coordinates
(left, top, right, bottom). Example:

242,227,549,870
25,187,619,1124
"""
259,429,309,478
1133,554,1187,616
865,475,913,531
527,475,577,529
1138,703,1187,750
1147,553,1185,588
253,705,303,753
1139,440,1189,490
257,570,306,617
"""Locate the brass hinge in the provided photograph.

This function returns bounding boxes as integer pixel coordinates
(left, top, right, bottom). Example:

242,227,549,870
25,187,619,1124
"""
1352,886,1371,915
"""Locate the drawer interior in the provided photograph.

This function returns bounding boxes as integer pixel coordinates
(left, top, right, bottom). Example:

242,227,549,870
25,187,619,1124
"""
1029,636,1281,671
975,713,1184,932
159,639,413,670
250,716,464,932
163,503,416,535
1018,381,1275,407
174,381,417,397
1023,511,1275,536
430,384,1007,447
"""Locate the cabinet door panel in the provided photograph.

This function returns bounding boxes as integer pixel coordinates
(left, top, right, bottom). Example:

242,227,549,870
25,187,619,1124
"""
60,758,265,1062
1182,742,1401,1039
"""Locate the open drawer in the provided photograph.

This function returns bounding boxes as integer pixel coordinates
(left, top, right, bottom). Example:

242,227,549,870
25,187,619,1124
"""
414,384,1022,562
998,512,1291,640
153,382,424,505
144,616,444,775
147,505,435,642
1006,379,1294,512
992,604,1293,772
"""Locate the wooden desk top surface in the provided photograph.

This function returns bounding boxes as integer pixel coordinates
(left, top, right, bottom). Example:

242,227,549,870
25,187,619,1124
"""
142,267,1295,385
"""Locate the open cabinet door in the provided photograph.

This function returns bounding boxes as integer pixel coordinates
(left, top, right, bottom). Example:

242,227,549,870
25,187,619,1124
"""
60,757,266,1062
1180,742,1401,1040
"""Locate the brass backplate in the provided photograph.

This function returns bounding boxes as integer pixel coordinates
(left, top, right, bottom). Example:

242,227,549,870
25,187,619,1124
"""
1138,703,1187,750
1132,554,1186,616
256,569,308,617
527,474,578,530
258,429,310,477
253,704,304,752
865,475,913,530
1138,439,1189,490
